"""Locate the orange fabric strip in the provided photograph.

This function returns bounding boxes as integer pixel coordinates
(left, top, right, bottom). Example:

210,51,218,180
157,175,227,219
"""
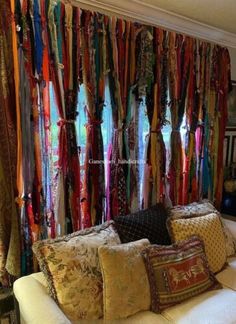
10,0,23,201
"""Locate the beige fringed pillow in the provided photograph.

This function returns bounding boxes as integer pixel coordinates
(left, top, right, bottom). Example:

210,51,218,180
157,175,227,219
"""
167,213,227,273
221,219,236,256
98,239,151,320
33,221,120,321
168,200,218,220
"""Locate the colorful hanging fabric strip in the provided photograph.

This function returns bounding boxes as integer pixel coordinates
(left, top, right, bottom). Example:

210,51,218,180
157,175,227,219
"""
0,0,20,284
47,1,81,235
106,17,131,219
182,38,193,204
80,11,106,227
40,0,55,239
215,47,231,208
202,44,213,200
123,22,142,213
168,33,190,205
142,28,168,208
195,43,211,202
16,0,45,274
183,38,198,204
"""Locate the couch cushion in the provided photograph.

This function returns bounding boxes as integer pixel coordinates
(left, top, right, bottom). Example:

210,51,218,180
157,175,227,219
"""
162,288,236,324
71,311,170,324
216,256,236,290
14,273,169,324
142,236,221,313
98,239,151,320
32,221,120,321
167,213,227,273
114,204,171,245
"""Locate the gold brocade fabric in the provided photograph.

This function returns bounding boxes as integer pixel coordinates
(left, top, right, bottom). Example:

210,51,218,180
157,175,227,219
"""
0,158,20,283
0,0,21,283
168,213,227,274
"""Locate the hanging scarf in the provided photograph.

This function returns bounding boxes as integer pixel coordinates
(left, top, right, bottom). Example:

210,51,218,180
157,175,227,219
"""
168,33,190,205
106,17,132,218
142,28,168,208
80,11,106,226
215,48,231,207
47,2,81,234
0,0,20,283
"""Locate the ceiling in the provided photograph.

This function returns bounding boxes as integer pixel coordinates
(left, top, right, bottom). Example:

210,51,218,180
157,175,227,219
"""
75,0,236,47
139,0,236,34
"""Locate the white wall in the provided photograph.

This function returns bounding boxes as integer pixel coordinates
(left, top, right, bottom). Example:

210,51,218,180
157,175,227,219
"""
229,48,236,80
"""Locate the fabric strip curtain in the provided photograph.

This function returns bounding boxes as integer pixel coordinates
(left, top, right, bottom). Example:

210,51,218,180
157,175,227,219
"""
106,17,131,219
142,28,168,208
168,33,191,206
80,11,107,227
40,0,55,239
207,46,231,208
0,0,231,282
106,17,146,218
124,22,141,214
17,0,51,275
47,2,81,235
182,38,198,204
0,0,20,284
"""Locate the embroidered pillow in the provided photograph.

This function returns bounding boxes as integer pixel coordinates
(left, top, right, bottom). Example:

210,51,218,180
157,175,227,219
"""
32,221,120,321
98,239,151,320
114,204,171,245
142,236,222,313
167,213,227,273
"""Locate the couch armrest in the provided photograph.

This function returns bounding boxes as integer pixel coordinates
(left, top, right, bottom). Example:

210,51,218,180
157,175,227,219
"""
222,218,236,240
13,273,70,324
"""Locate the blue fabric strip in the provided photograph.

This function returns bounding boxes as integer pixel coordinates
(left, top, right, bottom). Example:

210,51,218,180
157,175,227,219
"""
33,0,43,74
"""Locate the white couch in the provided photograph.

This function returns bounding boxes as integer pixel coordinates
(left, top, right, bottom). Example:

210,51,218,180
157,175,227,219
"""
14,218,236,324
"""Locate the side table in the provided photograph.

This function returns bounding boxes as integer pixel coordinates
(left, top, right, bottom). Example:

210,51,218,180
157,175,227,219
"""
0,288,20,324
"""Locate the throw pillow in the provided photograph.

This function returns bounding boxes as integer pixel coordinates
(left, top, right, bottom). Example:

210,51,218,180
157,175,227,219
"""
221,219,236,257
98,239,151,320
142,236,222,313
168,200,234,258
114,204,171,245
167,213,227,273
168,199,218,220
32,221,120,321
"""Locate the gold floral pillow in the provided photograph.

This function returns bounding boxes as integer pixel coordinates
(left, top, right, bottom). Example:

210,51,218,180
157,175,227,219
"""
32,221,120,321
98,239,151,320
167,213,227,273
